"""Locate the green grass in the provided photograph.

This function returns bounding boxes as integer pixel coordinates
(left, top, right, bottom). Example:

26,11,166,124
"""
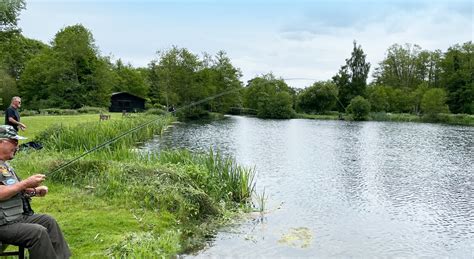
296,111,474,126
20,113,121,140
10,114,256,258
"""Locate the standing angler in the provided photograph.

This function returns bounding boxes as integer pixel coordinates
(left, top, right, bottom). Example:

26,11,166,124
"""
0,125,70,258
5,96,27,132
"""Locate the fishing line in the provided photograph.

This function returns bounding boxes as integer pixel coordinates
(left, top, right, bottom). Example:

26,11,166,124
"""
46,87,243,176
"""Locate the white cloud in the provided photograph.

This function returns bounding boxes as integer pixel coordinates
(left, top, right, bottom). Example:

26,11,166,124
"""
18,0,472,89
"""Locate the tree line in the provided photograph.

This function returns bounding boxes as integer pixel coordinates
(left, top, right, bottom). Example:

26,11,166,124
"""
1,1,472,120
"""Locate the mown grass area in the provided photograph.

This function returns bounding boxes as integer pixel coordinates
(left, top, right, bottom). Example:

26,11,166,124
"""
10,114,255,257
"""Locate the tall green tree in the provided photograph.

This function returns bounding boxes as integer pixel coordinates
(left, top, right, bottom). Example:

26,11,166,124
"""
112,59,149,98
439,42,473,114
421,88,449,115
0,33,47,79
373,43,430,89
244,73,294,118
0,69,17,109
0,0,25,33
208,50,243,113
297,80,338,113
19,24,113,109
332,41,370,110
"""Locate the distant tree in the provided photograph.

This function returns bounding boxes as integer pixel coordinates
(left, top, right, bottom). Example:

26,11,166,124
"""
244,73,295,118
421,88,449,115
333,41,370,110
208,50,243,113
439,42,473,114
112,59,149,97
373,43,424,88
366,85,389,112
0,0,25,33
0,69,18,109
347,96,371,121
297,80,338,113
410,83,429,114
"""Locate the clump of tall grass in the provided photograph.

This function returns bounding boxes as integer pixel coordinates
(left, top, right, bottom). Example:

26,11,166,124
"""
157,149,255,205
48,159,221,221
35,115,174,152
107,231,181,258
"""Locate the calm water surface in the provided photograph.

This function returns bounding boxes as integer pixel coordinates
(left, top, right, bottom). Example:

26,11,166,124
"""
143,116,473,258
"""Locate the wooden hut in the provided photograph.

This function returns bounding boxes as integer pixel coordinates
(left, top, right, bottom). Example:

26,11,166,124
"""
109,92,145,112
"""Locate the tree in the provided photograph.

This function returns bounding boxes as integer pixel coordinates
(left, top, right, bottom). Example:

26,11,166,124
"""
347,96,371,121
439,42,473,114
19,24,113,109
112,59,149,98
148,46,203,109
0,69,18,109
244,73,295,118
421,88,449,115
297,80,338,113
208,50,243,113
333,41,370,110
366,85,389,112
0,0,25,32
0,33,47,79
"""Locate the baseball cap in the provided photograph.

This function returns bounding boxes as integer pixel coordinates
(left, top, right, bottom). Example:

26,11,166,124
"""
0,125,27,140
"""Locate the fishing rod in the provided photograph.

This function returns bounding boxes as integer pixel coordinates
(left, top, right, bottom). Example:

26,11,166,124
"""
46,87,243,176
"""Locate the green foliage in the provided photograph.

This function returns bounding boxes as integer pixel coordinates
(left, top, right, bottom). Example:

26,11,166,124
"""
244,73,295,119
332,41,371,110
14,114,257,256
439,42,473,114
39,108,79,115
366,85,389,112
297,80,338,113
19,24,113,109
107,231,181,258
421,88,449,116
111,59,149,98
35,115,174,152
76,106,107,114
0,0,25,32
347,96,371,121
0,69,18,109
148,47,243,118
0,32,47,80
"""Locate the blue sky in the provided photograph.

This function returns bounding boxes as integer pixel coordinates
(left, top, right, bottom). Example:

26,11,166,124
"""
19,0,473,87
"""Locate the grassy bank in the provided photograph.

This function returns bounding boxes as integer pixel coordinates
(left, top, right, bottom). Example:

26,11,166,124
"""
296,112,474,126
11,114,255,257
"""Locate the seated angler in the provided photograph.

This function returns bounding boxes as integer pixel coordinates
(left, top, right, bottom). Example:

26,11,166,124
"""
0,125,71,259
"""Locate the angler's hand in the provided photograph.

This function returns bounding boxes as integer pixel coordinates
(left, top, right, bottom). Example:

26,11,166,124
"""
23,174,46,188
35,186,48,197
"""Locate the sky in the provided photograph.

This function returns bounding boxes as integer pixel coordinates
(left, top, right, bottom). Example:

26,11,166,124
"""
18,0,473,88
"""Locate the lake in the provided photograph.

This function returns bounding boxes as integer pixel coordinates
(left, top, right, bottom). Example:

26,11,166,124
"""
143,116,473,258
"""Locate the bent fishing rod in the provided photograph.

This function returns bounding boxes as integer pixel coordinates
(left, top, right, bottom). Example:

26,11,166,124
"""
45,87,243,177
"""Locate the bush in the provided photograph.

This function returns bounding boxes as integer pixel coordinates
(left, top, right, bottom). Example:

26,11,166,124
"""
421,88,449,115
39,108,79,115
146,108,168,115
20,109,39,117
77,106,107,114
347,96,371,121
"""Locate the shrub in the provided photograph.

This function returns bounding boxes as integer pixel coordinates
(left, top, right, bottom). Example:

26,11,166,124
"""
77,106,107,114
347,96,371,121
39,108,79,115
20,109,39,117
